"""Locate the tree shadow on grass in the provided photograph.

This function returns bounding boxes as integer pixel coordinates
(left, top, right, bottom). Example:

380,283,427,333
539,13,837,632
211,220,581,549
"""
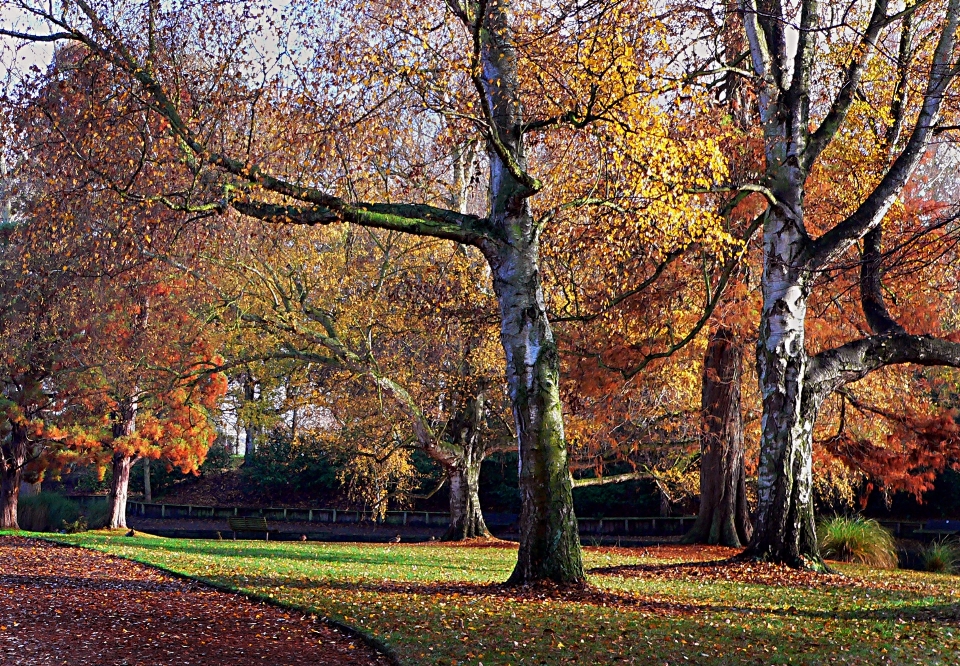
237,572,960,624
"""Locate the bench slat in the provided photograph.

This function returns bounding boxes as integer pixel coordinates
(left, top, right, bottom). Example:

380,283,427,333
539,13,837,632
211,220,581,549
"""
228,517,269,531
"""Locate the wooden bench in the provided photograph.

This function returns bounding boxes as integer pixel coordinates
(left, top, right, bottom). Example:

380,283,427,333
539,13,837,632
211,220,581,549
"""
228,516,272,540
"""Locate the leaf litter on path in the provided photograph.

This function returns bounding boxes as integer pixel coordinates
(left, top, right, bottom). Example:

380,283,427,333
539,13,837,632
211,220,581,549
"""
0,535,391,666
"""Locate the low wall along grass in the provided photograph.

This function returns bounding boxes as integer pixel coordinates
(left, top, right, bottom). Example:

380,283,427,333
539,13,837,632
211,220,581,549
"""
40,533,960,665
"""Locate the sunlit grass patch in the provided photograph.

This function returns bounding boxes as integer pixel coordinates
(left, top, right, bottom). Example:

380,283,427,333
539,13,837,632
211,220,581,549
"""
47,533,960,665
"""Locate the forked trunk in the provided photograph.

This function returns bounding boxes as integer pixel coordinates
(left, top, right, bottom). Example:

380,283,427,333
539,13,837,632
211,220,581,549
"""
108,453,134,530
445,460,489,540
685,327,752,547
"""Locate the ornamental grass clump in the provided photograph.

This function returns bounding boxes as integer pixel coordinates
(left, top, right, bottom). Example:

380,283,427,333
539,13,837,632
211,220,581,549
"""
922,539,960,574
818,516,898,569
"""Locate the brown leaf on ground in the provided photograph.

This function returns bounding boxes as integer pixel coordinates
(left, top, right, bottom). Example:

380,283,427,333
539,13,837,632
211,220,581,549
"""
0,536,391,666
587,544,945,594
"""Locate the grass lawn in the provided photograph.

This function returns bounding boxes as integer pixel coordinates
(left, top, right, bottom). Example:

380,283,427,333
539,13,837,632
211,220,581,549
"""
33,533,960,665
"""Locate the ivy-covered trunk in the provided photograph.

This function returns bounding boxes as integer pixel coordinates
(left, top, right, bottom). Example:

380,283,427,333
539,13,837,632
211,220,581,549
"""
0,425,28,530
745,209,821,568
685,327,752,547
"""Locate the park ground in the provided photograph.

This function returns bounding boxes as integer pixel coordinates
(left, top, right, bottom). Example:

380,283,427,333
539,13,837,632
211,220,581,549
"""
3,533,960,665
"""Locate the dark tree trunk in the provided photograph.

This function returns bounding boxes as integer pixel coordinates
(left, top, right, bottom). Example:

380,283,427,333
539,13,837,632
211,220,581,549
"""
658,484,672,517
143,458,152,503
685,327,752,547
0,467,21,530
243,373,259,459
0,425,29,530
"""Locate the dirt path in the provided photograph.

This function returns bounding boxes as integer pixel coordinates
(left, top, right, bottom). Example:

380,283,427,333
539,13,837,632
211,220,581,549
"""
0,536,392,666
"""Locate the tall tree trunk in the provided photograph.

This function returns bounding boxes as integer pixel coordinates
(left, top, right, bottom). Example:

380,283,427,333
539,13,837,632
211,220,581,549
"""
685,327,752,547
108,400,137,530
243,373,259,459
744,209,822,568
659,486,672,518
487,238,582,584
0,471,20,529
474,0,582,586
0,425,29,530
143,458,152,503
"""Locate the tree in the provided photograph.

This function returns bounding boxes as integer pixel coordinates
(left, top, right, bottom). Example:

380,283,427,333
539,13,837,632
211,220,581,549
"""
77,278,227,530
205,221,512,539
684,326,752,546
0,199,89,529
731,0,960,567
1,0,730,583
3,43,230,530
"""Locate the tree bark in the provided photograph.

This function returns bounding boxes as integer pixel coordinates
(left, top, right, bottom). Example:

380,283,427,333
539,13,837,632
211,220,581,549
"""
107,400,137,530
685,327,752,547
0,425,29,530
443,394,491,541
445,457,489,540
475,0,582,585
0,471,20,529
487,237,582,584
108,452,134,530
743,206,823,568
737,0,960,569
243,373,259,459
143,458,152,503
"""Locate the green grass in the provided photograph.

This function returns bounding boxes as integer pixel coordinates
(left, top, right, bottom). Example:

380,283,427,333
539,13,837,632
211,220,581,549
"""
21,532,960,665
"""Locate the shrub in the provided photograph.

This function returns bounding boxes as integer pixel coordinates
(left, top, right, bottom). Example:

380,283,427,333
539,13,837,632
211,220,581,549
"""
242,430,339,497
200,439,237,476
17,493,82,532
17,493,110,532
922,538,960,574
82,498,111,530
818,516,898,569
61,515,88,534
